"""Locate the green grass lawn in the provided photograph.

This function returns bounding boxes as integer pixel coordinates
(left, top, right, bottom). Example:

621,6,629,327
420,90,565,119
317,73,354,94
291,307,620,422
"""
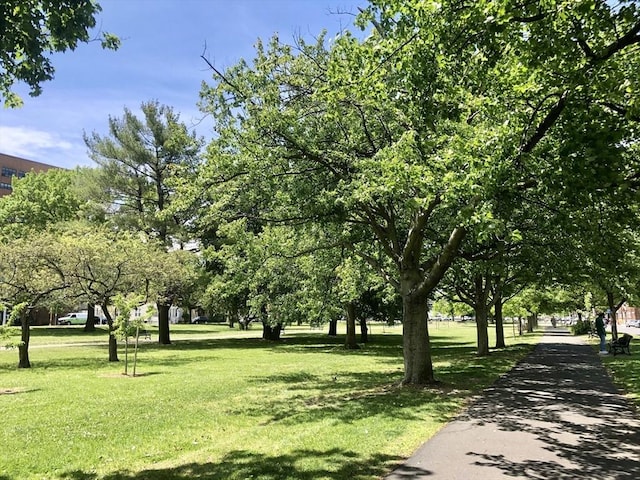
593,332,640,406
1,321,538,480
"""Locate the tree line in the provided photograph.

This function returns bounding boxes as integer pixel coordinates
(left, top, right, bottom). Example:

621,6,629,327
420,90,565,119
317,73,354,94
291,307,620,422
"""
1,1,639,385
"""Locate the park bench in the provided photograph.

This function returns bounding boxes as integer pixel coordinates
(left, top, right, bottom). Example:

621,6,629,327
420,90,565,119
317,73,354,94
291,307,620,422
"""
608,333,633,356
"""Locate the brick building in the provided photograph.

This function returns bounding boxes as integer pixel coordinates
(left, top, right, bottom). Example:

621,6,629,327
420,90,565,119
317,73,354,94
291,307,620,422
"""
617,303,640,324
0,153,60,325
0,152,58,197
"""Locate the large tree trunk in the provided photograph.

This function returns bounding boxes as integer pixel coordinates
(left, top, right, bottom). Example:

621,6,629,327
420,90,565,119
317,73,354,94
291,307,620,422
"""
18,312,31,368
400,225,465,385
157,302,171,345
328,319,337,336
344,302,359,349
527,314,535,333
474,274,490,356
84,303,96,332
401,287,434,385
476,305,490,356
262,322,282,341
360,317,369,343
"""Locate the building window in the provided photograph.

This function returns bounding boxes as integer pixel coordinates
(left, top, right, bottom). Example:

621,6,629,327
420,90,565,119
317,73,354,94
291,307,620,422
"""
0,182,12,190
1,167,17,177
17,171,26,178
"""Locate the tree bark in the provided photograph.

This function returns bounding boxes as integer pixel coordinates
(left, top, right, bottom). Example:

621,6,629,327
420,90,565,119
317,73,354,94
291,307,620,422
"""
398,225,465,385
476,305,489,356
262,322,282,340
84,303,97,332
401,285,434,385
157,302,171,344
103,307,119,362
518,316,523,335
18,311,31,368
474,274,490,356
328,319,337,336
344,302,359,349
527,314,535,333
360,317,369,343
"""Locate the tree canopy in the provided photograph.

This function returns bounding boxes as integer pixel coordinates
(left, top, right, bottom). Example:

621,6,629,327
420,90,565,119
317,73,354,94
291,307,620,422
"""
2,0,640,386
194,0,640,384
0,0,119,107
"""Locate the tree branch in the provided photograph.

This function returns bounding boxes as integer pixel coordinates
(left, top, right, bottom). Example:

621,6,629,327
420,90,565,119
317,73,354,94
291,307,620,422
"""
520,90,568,155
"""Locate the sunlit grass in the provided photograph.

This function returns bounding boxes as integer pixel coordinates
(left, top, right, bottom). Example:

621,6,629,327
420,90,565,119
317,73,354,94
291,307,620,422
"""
1,321,538,480
594,333,640,407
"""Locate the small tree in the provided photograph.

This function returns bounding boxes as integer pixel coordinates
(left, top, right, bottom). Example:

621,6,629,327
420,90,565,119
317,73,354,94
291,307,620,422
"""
113,294,154,377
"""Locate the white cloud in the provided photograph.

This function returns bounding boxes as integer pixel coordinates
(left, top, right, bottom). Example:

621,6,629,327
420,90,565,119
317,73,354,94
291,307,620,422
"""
0,125,72,155
0,126,85,168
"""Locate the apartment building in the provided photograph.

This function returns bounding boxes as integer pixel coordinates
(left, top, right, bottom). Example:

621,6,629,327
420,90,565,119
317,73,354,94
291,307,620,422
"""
0,152,58,197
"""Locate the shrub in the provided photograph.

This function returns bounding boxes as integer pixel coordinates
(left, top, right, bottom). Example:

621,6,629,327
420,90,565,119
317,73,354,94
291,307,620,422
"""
571,319,592,335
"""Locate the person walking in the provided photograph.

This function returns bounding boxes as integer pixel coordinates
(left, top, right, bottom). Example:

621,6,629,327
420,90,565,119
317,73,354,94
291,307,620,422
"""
595,311,607,354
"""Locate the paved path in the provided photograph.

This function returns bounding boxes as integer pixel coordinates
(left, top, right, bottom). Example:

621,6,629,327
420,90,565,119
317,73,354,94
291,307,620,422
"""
385,327,640,479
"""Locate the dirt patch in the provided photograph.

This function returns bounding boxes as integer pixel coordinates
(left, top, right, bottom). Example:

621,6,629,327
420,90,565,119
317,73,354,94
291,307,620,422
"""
1,387,28,395
99,372,155,378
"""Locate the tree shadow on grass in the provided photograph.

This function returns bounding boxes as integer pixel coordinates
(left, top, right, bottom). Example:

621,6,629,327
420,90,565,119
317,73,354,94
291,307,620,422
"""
229,345,531,430
239,372,464,427
0,387,39,395
222,343,536,428
3,329,536,382
60,448,403,480
0,350,109,373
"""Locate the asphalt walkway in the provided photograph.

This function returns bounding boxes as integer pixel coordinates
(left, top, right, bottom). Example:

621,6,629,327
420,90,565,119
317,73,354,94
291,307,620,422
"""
385,327,640,479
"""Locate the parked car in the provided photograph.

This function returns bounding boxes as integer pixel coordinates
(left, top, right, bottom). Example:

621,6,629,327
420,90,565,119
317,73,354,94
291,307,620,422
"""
58,312,88,325
625,319,640,328
192,315,210,324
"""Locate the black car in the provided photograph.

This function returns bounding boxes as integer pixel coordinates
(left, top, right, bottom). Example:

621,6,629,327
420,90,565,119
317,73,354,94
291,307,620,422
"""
192,316,209,324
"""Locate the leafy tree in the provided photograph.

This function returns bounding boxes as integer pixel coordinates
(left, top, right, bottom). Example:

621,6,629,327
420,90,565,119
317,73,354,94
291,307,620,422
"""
146,248,202,344
198,31,478,384
197,1,640,385
0,0,119,107
334,255,386,348
0,169,81,240
448,264,499,356
112,294,154,376
85,100,204,344
0,233,67,367
0,168,109,332
573,206,640,340
57,224,159,361
431,297,469,321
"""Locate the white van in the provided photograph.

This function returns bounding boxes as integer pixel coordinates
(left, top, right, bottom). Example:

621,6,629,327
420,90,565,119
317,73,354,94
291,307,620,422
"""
58,312,88,325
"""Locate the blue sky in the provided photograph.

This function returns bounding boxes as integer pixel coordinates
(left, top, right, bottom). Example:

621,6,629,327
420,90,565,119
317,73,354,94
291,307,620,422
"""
0,0,366,169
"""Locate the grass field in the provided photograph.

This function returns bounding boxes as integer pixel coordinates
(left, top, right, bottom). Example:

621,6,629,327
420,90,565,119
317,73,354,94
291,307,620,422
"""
596,331,640,405
1,322,538,480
